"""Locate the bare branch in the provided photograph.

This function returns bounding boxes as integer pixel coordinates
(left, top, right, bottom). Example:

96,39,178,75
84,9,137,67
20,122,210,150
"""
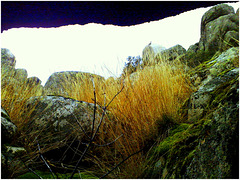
37,140,57,179
70,83,124,179
106,85,124,109
82,134,123,147
19,157,43,179
93,134,123,147
91,76,97,139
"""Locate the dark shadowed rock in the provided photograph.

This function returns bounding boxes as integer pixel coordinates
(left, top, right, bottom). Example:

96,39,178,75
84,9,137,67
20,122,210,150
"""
1,107,17,145
1,107,27,179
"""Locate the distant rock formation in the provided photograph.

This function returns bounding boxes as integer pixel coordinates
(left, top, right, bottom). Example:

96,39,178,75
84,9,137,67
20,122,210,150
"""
159,44,186,61
1,48,16,69
142,43,166,65
44,71,105,96
1,48,44,93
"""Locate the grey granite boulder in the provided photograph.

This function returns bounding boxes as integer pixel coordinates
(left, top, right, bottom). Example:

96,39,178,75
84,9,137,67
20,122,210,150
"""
23,95,108,152
199,4,239,53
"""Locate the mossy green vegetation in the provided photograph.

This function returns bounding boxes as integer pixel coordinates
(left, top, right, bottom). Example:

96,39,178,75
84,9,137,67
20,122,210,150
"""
17,170,98,179
143,121,201,178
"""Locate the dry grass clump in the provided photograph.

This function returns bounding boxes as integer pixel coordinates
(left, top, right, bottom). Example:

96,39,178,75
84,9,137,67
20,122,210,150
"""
1,67,43,130
57,56,192,178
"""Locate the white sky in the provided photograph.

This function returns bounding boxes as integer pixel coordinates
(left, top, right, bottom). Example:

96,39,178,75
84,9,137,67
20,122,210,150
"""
1,2,239,85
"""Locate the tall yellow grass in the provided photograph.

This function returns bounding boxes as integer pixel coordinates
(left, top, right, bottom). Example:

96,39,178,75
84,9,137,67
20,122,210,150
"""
1,67,43,130
56,57,192,178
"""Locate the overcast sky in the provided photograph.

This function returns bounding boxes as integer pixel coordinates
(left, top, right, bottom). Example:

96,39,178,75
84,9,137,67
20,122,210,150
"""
1,2,238,85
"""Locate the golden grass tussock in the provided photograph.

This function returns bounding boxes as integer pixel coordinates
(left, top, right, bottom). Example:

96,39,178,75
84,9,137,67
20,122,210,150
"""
53,57,192,177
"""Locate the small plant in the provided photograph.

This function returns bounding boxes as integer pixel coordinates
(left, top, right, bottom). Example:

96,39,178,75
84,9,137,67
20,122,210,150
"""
122,56,142,76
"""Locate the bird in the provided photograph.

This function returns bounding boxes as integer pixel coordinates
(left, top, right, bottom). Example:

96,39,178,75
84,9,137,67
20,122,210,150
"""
148,41,152,46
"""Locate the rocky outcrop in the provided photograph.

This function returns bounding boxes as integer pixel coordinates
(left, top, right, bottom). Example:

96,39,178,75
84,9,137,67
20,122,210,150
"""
143,44,239,179
199,4,239,53
14,69,28,83
183,4,239,67
44,71,105,96
1,48,44,95
23,95,109,154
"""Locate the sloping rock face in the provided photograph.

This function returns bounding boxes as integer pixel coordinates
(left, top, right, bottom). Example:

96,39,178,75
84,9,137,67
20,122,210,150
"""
199,4,238,53
143,44,239,178
44,71,105,96
23,95,107,153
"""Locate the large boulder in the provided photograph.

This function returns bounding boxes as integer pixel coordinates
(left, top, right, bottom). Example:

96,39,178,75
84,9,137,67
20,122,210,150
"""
23,95,109,153
44,71,105,96
184,4,239,67
187,47,238,121
199,3,239,53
